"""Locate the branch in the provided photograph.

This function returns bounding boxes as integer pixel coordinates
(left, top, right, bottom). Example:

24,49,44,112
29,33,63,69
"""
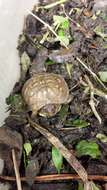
1,173,107,182
12,149,22,190
76,57,107,91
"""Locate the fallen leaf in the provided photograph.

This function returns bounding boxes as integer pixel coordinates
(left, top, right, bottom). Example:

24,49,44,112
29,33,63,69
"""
59,104,69,120
52,146,63,173
75,140,101,159
94,25,107,39
24,143,32,156
53,15,69,29
45,60,55,65
65,119,90,128
98,71,107,82
96,133,107,143
78,181,84,190
6,94,24,112
90,182,101,190
20,52,31,72
59,35,70,46
29,117,89,183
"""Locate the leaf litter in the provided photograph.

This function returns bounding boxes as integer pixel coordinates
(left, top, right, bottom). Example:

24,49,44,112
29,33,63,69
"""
1,0,107,190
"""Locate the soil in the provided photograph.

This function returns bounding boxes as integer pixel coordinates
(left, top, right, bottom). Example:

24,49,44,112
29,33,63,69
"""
0,0,107,189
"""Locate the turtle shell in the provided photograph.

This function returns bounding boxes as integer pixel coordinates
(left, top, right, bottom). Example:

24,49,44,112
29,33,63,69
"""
22,73,70,116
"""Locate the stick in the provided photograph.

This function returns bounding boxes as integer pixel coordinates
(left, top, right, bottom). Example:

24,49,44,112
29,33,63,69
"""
80,77,107,100
84,75,102,124
1,174,107,182
28,117,88,184
76,57,107,90
43,0,68,9
12,149,22,190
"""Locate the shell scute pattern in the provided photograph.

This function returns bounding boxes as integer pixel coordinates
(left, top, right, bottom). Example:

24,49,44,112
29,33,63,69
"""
22,73,70,116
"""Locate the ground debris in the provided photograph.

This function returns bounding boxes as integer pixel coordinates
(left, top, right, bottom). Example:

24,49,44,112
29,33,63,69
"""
0,127,23,174
2,0,107,189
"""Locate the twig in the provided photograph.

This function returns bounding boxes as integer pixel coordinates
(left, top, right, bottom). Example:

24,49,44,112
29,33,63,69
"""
89,91,102,124
86,76,102,124
62,4,93,39
1,174,107,182
42,0,68,9
12,149,22,190
28,116,89,185
76,57,107,91
62,4,81,27
94,88,107,100
80,77,107,100
84,75,102,124
27,10,68,49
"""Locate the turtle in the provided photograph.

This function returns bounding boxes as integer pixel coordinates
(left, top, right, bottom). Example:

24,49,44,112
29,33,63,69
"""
22,48,71,117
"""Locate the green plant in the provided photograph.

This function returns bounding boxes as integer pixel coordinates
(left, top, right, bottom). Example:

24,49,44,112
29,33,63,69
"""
23,142,32,167
98,71,107,83
65,118,90,128
52,146,63,173
53,15,71,46
75,140,101,159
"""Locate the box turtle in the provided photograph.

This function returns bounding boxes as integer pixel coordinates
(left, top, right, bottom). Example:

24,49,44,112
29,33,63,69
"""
22,73,71,117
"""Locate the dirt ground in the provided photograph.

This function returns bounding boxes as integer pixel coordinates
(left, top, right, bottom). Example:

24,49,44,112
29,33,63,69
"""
0,0,107,189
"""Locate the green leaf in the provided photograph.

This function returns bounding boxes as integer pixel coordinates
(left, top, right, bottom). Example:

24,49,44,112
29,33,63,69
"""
61,20,69,29
103,44,107,49
59,105,69,120
58,29,65,36
75,140,101,159
53,15,70,47
52,146,63,173
91,182,101,190
100,12,107,21
65,119,90,128
6,94,24,111
24,143,32,156
98,71,107,82
45,59,55,65
71,119,90,128
57,30,70,46
78,182,84,190
96,133,107,143
58,35,70,46
20,52,31,72
53,15,69,29
94,25,107,39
